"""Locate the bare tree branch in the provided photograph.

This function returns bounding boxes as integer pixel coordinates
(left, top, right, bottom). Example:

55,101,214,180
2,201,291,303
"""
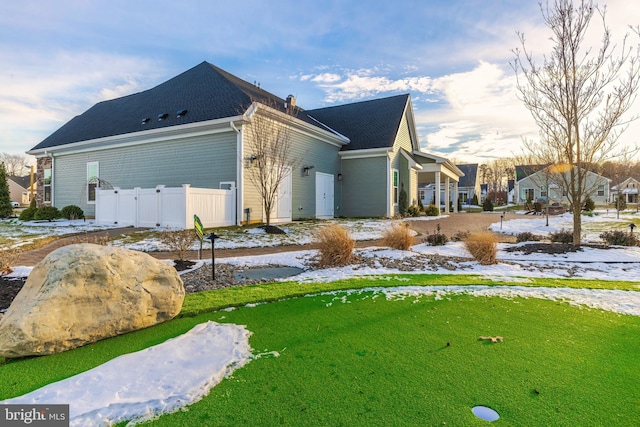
511,0,640,244
0,153,29,177
244,99,302,226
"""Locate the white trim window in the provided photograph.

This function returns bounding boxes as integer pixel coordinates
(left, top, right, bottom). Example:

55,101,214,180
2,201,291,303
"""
43,167,52,203
87,162,99,204
392,169,399,204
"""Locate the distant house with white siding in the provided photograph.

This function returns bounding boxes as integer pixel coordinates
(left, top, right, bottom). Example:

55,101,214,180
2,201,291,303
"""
611,177,640,204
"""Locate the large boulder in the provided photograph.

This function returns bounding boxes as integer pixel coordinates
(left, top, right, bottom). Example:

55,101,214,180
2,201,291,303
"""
0,243,185,358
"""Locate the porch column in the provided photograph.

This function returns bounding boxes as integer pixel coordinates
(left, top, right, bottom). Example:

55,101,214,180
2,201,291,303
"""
453,180,458,213
435,171,441,210
444,176,450,213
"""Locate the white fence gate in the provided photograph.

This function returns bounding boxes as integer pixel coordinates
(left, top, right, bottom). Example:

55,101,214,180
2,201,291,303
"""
96,184,236,229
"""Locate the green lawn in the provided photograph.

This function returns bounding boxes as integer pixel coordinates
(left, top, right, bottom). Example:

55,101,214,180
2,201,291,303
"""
2,275,640,426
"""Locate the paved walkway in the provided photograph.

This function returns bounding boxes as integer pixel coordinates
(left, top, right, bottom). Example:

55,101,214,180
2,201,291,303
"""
15,212,518,267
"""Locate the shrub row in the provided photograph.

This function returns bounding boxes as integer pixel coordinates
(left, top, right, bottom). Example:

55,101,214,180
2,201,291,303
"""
516,232,543,243
316,223,500,267
549,229,573,244
19,205,84,222
600,230,640,246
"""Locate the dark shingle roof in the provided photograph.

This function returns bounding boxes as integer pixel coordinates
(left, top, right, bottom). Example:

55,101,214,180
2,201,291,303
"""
305,94,410,151
30,62,293,151
30,62,409,153
515,164,547,181
8,175,30,189
456,164,478,187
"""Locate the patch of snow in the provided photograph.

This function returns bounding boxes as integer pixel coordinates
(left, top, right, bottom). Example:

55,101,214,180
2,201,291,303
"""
0,321,252,427
322,285,640,317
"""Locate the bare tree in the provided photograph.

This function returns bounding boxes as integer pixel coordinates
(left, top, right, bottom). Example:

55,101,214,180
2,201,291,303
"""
244,101,301,226
0,153,29,176
512,0,640,244
478,164,493,186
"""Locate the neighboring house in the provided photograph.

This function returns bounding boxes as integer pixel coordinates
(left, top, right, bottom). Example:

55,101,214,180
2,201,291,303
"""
515,164,610,205
417,163,476,209
611,177,640,204
455,164,479,206
26,61,462,225
414,152,463,212
7,176,33,205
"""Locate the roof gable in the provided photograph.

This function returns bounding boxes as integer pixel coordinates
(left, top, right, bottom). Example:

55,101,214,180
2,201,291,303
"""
515,164,547,181
518,164,610,183
8,175,30,189
456,164,478,187
613,177,640,189
306,94,410,151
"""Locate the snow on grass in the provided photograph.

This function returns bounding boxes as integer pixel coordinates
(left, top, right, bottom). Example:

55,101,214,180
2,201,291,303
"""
0,219,120,248
324,285,640,317
490,210,640,242
0,321,253,427
107,217,436,252
4,213,640,282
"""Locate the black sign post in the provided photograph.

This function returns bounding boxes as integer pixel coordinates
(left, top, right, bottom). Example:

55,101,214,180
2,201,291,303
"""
205,232,220,281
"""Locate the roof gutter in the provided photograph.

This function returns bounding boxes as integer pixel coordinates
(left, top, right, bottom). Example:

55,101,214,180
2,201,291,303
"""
27,115,247,156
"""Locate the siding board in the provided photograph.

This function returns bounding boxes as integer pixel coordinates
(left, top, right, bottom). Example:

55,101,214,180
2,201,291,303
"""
53,132,237,216
341,156,387,217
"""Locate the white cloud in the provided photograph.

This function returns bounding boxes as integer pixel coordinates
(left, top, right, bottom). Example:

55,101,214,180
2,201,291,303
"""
310,73,342,83
303,61,538,161
416,62,538,161
304,68,435,103
0,51,164,153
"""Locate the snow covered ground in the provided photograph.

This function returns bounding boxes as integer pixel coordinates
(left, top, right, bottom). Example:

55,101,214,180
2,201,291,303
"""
2,211,640,426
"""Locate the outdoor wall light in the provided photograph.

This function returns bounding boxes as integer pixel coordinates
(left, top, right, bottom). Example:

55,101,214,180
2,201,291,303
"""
337,173,343,181
246,155,258,168
303,165,315,176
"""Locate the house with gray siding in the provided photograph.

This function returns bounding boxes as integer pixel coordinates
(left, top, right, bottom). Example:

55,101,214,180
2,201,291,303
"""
27,61,462,225
515,164,610,206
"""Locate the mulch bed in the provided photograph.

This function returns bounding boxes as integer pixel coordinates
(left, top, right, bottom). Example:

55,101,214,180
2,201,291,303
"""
504,243,610,255
0,276,26,312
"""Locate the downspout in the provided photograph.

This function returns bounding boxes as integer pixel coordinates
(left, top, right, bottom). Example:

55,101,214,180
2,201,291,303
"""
386,153,391,217
230,121,242,226
50,153,54,207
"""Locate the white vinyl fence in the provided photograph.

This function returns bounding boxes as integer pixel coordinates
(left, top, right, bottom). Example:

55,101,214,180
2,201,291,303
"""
96,184,236,229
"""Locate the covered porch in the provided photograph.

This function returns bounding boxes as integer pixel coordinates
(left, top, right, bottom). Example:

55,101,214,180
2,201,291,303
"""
413,152,464,213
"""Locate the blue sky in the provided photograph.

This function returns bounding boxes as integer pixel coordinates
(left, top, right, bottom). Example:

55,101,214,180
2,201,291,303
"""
1,0,639,164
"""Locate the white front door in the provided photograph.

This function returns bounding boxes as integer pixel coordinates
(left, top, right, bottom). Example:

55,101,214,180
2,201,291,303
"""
315,172,334,219
270,167,292,223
